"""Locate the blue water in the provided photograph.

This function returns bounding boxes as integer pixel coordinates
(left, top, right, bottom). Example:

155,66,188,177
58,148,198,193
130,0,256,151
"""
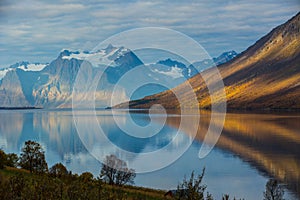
0,109,298,200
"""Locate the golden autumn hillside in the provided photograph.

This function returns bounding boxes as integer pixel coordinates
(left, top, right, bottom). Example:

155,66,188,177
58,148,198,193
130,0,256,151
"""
115,12,300,110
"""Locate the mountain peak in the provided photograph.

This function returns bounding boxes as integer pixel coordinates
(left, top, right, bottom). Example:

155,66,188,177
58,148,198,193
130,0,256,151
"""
104,44,115,53
157,58,186,69
0,61,48,80
223,50,237,56
59,49,81,57
213,50,238,65
9,61,30,69
4,61,47,72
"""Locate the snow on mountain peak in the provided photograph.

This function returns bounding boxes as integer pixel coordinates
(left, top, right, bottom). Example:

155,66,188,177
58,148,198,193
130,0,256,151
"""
19,63,47,71
0,68,12,80
61,45,130,67
152,65,184,79
0,62,47,80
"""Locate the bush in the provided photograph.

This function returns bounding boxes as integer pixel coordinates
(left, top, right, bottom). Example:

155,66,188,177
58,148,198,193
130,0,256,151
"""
175,169,213,200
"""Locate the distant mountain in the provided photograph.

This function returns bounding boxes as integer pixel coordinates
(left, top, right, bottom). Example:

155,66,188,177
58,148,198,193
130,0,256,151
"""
151,50,238,80
0,44,238,108
0,46,142,108
0,62,48,107
0,62,47,80
114,12,300,110
105,50,238,100
189,50,237,73
155,58,198,78
213,50,237,65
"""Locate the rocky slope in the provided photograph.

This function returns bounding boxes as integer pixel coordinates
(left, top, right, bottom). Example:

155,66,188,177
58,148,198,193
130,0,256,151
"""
115,12,300,110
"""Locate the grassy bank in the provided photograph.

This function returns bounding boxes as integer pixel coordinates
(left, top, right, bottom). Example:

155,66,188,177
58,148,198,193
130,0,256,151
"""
0,167,167,200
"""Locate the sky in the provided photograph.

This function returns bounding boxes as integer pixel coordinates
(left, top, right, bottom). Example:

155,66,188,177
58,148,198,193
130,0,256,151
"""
0,0,299,67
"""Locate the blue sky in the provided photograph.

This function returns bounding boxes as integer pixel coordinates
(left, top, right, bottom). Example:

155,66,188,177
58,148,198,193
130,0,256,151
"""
0,0,299,67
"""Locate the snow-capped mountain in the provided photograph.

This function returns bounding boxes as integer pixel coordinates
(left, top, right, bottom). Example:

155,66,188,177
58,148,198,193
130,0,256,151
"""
0,45,238,108
151,50,238,80
0,45,143,108
0,62,47,80
190,50,238,73
214,50,237,65
9,61,47,71
60,44,131,67
155,58,198,78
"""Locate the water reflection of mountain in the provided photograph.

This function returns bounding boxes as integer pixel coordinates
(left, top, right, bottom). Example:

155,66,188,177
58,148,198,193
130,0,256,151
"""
164,112,300,197
0,112,23,149
33,111,88,159
0,110,178,167
0,111,87,161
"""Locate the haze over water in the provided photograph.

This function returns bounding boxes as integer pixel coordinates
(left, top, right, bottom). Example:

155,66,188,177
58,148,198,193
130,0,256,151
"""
0,109,299,199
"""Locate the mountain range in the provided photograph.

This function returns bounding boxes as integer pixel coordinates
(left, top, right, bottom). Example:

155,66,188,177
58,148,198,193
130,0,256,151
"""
0,43,236,108
115,12,300,110
4,11,298,111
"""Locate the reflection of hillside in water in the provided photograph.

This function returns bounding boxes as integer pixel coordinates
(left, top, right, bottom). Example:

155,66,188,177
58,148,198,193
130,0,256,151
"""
33,111,86,158
0,112,23,149
0,111,86,161
164,112,300,197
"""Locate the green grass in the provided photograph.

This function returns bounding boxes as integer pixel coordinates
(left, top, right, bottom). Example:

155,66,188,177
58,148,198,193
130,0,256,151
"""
0,167,168,200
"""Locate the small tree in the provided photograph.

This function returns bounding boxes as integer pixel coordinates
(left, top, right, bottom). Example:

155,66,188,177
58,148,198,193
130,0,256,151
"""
175,169,209,200
19,140,48,173
100,154,136,185
263,179,285,200
49,163,68,178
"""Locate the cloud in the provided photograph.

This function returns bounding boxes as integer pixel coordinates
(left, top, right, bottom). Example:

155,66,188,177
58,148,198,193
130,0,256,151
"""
0,0,299,66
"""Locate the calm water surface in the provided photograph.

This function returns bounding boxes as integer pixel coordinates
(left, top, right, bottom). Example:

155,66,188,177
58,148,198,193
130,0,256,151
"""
0,109,299,200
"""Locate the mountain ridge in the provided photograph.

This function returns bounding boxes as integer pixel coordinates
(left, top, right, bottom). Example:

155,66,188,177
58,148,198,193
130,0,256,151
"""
114,12,300,110
0,46,237,108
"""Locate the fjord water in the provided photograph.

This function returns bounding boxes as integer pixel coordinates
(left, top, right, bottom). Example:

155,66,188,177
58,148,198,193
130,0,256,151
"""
0,109,299,199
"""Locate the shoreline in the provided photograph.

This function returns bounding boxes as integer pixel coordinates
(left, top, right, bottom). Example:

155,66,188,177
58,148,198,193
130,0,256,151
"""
0,107,42,110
